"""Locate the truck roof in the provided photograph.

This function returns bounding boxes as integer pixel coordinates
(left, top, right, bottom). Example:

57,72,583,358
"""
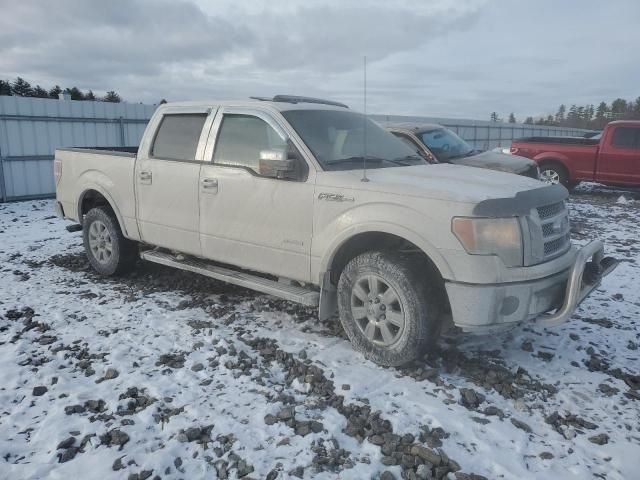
164,95,349,112
377,122,444,134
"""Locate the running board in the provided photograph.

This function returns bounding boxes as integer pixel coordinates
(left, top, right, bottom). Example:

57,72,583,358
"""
140,250,320,307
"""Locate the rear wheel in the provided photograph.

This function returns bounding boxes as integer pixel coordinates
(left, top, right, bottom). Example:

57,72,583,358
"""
83,206,138,276
539,162,570,188
337,251,441,366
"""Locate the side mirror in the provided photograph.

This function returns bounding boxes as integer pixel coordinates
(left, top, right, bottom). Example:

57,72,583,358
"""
258,149,297,179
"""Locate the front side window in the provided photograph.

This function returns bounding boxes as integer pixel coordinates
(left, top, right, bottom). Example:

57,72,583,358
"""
151,114,207,160
281,109,425,171
420,128,474,162
612,127,640,149
213,114,288,173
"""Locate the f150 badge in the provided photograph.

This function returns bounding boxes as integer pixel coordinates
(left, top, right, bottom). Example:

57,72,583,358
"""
318,193,354,202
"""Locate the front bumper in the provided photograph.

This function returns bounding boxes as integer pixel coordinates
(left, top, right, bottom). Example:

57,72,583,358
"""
445,240,618,333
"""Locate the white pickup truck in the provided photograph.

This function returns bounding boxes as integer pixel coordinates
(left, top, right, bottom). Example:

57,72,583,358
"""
54,95,617,366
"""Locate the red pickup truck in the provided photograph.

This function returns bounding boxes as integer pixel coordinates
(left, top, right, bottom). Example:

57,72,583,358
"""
510,120,640,189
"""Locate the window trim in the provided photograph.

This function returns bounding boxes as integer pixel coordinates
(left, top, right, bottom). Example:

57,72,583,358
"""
149,112,210,162
206,107,310,182
140,105,215,162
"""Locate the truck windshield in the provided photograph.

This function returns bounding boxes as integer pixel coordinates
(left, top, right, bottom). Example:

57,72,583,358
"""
421,128,474,161
281,109,426,171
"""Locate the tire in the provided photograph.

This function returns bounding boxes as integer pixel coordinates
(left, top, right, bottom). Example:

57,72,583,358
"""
83,206,138,276
539,162,570,188
337,251,441,366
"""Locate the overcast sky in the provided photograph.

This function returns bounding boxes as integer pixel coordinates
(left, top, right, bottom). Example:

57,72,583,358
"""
1,0,638,120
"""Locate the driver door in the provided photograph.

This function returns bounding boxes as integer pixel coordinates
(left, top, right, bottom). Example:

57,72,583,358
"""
198,108,315,282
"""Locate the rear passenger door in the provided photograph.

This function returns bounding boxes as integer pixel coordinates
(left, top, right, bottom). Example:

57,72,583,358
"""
596,126,640,185
135,106,215,255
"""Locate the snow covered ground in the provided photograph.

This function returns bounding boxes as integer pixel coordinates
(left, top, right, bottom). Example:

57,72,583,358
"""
0,184,638,480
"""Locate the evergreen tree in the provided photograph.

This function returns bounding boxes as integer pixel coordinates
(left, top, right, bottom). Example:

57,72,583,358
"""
508,113,516,123
610,98,627,118
10,77,33,96
33,85,49,98
0,79,11,96
633,97,640,118
490,112,500,122
566,104,579,127
546,115,555,125
103,91,122,103
84,90,96,101
49,85,63,98
64,87,84,100
524,116,534,125
555,104,566,125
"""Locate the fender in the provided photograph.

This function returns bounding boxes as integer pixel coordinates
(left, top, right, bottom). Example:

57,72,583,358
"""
76,179,138,241
316,211,455,321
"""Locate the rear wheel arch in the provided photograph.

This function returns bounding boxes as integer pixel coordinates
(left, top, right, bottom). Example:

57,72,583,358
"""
77,188,127,236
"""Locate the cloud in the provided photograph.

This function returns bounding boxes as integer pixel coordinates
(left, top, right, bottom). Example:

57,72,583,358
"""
0,0,638,120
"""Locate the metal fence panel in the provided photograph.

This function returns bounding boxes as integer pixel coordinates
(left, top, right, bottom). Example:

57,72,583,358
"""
372,114,596,150
0,96,156,202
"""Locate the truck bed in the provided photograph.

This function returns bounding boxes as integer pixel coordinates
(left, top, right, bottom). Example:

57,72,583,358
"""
515,136,600,146
55,147,139,237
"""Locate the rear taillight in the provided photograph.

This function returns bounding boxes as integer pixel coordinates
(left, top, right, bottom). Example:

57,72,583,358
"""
510,147,519,154
54,159,62,185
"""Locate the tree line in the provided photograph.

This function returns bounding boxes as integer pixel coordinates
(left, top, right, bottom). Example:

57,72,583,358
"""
0,77,122,103
491,96,640,130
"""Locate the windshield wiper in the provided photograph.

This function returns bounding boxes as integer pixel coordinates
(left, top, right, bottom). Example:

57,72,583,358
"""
327,156,399,166
392,155,426,165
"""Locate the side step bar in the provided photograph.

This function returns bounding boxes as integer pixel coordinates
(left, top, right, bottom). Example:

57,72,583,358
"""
140,250,320,307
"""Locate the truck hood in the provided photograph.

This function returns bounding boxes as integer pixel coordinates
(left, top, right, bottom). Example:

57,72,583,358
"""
450,150,535,174
321,163,544,204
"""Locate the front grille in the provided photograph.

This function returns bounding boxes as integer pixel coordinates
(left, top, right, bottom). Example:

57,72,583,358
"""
525,201,571,265
537,202,564,220
544,233,571,256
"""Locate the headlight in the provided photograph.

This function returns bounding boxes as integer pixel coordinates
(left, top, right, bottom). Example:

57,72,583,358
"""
452,217,523,267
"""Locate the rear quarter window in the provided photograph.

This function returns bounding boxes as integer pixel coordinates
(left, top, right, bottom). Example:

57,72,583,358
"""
151,114,207,160
611,127,640,149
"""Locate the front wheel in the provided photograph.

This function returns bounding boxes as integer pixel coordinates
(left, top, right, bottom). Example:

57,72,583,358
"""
337,251,441,366
83,206,138,276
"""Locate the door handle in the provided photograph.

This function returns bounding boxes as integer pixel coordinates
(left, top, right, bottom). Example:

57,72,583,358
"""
201,177,218,193
139,171,152,184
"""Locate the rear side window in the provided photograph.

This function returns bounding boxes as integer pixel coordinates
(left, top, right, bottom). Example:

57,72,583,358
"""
611,127,640,149
151,114,207,160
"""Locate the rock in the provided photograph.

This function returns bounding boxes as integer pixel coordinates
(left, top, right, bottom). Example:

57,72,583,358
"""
104,368,119,379
369,434,385,446
266,469,279,480
588,433,609,445
416,464,432,479
100,429,130,449
185,427,202,442
411,445,441,466
309,421,323,433
289,466,304,478
295,422,311,436
539,452,554,460
57,447,79,463
57,437,76,449
237,459,254,477
65,404,86,415
521,341,533,352
277,407,295,421
264,414,277,425
510,418,532,433
342,384,351,390
536,351,554,362
459,388,485,409
380,471,397,480
298,349,307,360
483,406,504,418
32,386,47,396
191,363,205,372
381,455,397,466
113,458,125,471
